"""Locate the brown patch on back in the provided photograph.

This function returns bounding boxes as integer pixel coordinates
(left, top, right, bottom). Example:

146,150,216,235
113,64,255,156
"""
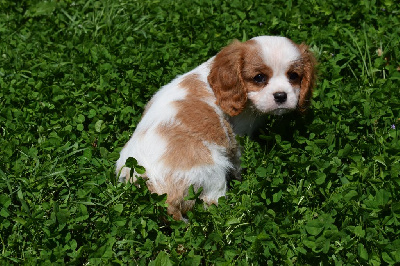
158,123,214,170
158,74,231,170
174,99,228,146
179,74,213,99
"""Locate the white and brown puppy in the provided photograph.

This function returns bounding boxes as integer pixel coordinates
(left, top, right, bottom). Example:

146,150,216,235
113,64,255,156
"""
116,36,316,220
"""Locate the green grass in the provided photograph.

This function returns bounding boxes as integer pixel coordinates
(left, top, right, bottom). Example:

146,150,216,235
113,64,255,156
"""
1,0,400,264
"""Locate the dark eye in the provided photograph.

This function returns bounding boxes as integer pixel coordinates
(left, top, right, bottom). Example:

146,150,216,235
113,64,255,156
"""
288,72,300,81
253,74,267,84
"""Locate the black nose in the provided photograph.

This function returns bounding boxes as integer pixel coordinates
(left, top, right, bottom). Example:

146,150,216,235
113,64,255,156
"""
273,92,287,103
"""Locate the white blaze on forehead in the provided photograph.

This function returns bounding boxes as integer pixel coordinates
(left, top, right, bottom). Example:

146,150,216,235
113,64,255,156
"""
251,36,301,73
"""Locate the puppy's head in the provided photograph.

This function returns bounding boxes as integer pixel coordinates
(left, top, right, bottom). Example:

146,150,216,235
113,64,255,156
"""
208,36,317,116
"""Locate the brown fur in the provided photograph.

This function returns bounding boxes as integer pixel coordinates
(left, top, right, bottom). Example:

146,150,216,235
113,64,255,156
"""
179,74,214,99
158,74,231,170
208,40,252,116
297,43,317,112
158,123,214,170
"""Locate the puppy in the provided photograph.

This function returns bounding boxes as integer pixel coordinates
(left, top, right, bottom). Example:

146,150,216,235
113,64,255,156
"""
116,36,316,220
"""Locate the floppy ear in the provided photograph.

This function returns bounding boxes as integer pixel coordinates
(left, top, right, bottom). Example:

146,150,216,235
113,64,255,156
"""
207,40,247,116
297,44,317,112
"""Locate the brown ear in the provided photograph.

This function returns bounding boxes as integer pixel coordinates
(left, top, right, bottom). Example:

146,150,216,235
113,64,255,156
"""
298,43,317,112
207,40,247,116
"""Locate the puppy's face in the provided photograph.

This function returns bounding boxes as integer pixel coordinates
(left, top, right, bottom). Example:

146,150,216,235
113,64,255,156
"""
208,36,316,116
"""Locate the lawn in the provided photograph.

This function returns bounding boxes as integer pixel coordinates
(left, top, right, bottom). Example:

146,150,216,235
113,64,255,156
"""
1,0,399,264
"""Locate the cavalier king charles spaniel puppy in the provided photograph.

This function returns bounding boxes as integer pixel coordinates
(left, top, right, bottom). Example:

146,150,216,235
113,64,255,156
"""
116,36,316,221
